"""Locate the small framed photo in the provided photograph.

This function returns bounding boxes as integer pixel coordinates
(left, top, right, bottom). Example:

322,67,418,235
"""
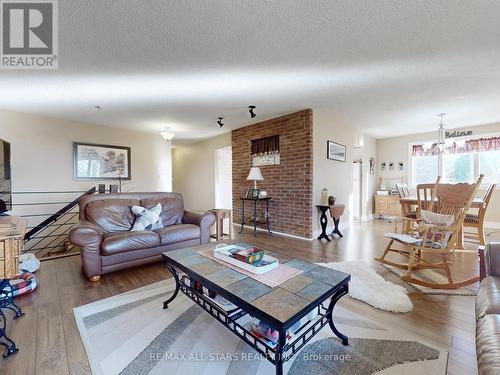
251,188,260,198
327,141,346,162
244,188,251,198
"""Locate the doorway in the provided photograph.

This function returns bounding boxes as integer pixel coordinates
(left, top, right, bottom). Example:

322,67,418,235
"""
215,147,232,234
215,146,232,210
352,161,362,220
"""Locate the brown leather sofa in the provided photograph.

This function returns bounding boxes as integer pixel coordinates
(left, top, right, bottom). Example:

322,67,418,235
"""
69,192,215,281
476,242,500,374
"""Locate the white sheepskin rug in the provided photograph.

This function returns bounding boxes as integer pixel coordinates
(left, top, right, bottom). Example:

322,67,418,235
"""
318,261,413,313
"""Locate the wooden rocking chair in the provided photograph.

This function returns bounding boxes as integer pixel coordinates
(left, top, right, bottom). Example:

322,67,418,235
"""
375,175,484,289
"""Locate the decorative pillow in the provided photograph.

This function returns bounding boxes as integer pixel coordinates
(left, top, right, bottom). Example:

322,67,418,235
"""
130,203,163,231
420,210,455,227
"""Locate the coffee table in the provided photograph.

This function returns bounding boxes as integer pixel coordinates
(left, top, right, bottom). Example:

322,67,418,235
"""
162,241,350,375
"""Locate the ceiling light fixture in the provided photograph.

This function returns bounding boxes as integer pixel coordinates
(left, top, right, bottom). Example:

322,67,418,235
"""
94,105,103,110
160,127,175,141
248,105,256,118
217,117,224,127
437,113,447,150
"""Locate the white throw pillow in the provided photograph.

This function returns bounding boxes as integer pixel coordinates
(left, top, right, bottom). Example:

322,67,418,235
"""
130,203,163,231
420,210,455,227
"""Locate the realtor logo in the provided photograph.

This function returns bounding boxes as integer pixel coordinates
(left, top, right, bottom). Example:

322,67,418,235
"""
1,0,58,69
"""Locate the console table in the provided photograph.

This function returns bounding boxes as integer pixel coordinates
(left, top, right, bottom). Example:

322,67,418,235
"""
238,197,271,236
316,204,345,241
316,205,331,241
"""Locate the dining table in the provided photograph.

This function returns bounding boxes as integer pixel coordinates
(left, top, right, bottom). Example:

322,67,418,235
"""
399,196,485,249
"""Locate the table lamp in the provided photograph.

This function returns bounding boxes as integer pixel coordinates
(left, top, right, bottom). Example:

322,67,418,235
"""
247,167,264,188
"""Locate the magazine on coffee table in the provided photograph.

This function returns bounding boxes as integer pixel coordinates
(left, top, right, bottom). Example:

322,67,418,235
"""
213,244,279,274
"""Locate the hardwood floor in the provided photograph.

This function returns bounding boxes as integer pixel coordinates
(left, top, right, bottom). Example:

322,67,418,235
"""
1,220,495,375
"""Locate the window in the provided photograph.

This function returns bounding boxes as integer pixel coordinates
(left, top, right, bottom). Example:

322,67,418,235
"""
410,136,500,186
479,150,500,184
412,155,438,185
442,152,474,183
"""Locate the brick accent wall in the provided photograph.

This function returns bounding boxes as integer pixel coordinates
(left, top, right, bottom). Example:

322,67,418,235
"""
232,109,313,238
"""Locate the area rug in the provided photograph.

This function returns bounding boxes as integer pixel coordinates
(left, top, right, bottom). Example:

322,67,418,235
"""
380,264,477,296
74,280,448,375
317,261,413,313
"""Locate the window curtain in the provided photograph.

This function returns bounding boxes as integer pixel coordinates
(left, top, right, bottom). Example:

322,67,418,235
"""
413,136,500,156
251,135,280,156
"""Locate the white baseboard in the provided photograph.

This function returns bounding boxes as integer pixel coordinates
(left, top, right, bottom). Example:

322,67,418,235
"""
485,221,500,229
312,220,350,240
232,223,313,241
360,214,374,222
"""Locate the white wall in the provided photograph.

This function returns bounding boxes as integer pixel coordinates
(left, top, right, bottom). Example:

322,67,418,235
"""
0,109,172,197
377,122,500,224
172,132,231,210
312,109,377,236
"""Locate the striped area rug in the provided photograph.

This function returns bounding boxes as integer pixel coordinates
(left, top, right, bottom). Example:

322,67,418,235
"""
74,280,448,375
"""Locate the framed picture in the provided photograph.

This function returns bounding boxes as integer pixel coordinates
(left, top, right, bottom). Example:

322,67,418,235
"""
244,188,251,198
251,188,260,198
327,141,346,162
73,142,131,180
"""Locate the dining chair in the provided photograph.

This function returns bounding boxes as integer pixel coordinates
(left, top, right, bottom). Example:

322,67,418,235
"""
396,183,417,233
416,176,441,213
396,183,411,199
464,184,496,245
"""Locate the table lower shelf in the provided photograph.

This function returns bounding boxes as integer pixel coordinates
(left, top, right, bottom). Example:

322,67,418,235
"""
175,274,335,365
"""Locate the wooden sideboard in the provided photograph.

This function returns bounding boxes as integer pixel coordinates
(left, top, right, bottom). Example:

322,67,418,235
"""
375,195,401,218
0,216,28,278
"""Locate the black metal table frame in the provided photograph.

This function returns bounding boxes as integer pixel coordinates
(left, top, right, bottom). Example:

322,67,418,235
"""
162,256,350,375
316,205,331,241
0,280,25,358
239,197,271,236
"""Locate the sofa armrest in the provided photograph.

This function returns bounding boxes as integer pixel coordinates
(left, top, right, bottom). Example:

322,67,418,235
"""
183,210,216,244
69,220,103,278
485,242,500,278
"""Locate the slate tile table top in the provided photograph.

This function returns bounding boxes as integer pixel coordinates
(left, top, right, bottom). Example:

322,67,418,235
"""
162,240,350,329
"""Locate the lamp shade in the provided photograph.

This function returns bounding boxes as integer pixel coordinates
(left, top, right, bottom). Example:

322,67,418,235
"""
246,167,264,181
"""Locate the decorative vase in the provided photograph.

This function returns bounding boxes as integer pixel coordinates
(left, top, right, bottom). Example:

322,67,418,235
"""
321,188,329,206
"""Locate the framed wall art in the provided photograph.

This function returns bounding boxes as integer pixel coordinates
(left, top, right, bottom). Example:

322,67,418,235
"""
327,141,346,162
73,142,131,180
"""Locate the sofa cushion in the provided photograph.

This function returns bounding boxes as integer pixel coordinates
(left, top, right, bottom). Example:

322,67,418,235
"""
155,224,200,245
476,314,500,375
141,196,183,226
131,203,163,231
101,231,160,255
476,277,500,320
86,199,139,233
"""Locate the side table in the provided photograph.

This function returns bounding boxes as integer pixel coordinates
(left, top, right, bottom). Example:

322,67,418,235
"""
239,197,272,236
210,209,232,241
329,204,345,238
316,205,331,242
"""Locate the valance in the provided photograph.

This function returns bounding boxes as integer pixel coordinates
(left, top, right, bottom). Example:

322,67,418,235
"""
412,136,500,156
251,135,280,155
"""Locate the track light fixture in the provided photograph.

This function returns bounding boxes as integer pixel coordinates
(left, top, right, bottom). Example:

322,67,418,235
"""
217,117,224,127
249,105,256,118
